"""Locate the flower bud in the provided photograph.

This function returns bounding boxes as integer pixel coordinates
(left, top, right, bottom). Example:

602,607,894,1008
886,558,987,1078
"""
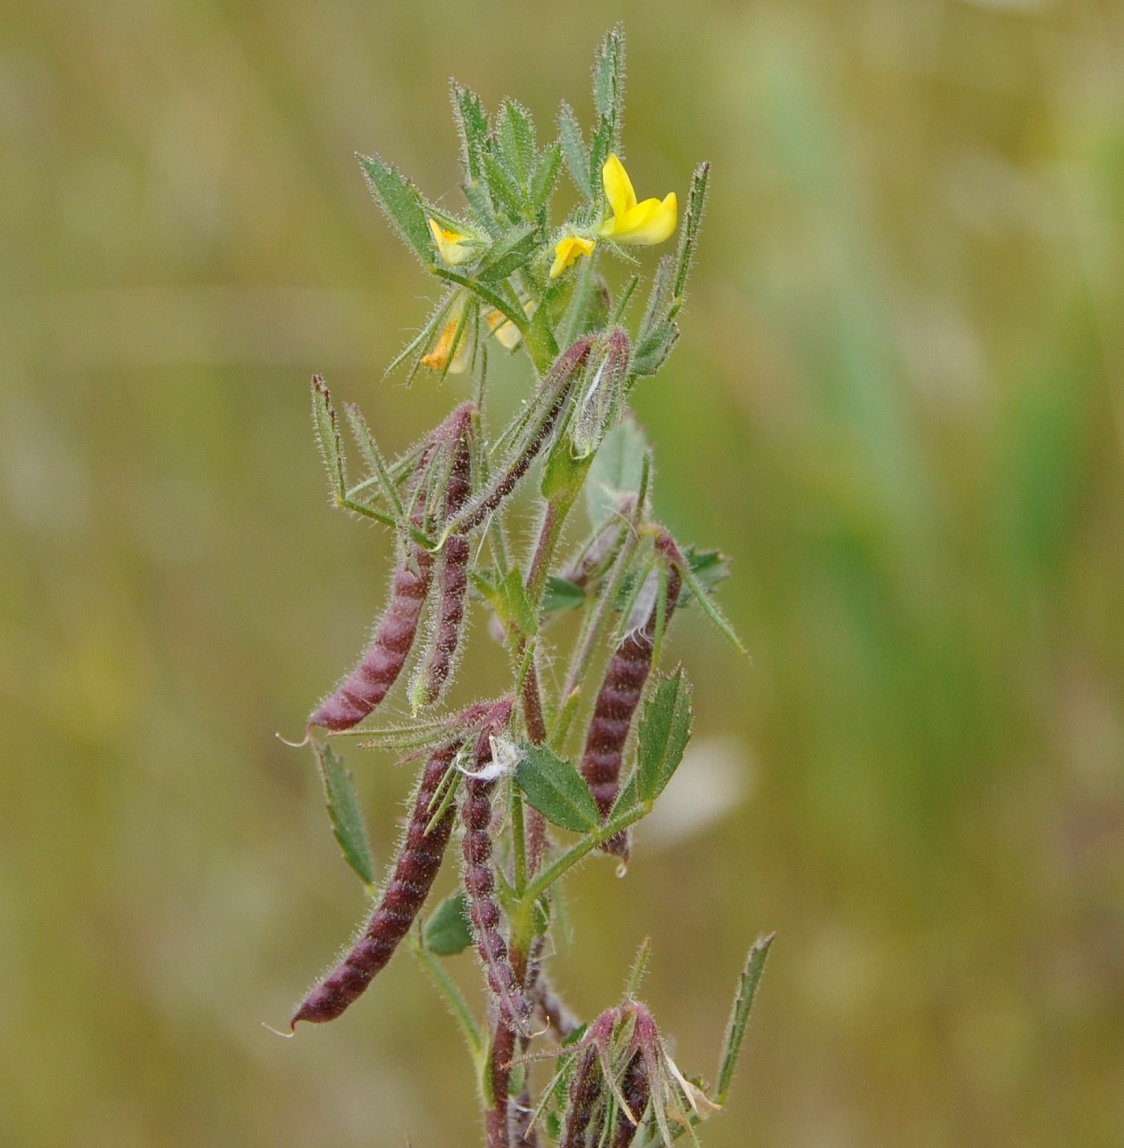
570,326,631,460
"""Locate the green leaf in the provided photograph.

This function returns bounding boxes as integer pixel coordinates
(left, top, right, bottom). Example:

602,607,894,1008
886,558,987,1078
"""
525,294,560,371
474,568,538,637
424,890,474,956
498,98,537,189
679,557,749,656
311,375,347,502
531,143,562,213
476,223,537,283
715,933,775,1105
343,402,406,526
585,416,649,527
672,161,710,308
481,151,526,219
312,741,376,890
557,102,590,199
357,152,434,267
542,576,585,614
638,253,675,345
592,24,626,154
588,114,613,204
541,434,593,502
635,668,694,805
450,82,490,183
681,548,733,602
632,320,680,378
515,744,601,833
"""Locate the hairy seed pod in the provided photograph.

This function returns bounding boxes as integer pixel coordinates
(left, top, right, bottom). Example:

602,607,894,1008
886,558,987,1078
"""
580,533,684,859
459,703,532,1035
307,541,434,731
306,438,442,733
449,336,593,535
411,407,474,709
560,1043,600,1148
291,738,460,1027
561,1009,617,1148
610,1051,650,1148
562,503,634,590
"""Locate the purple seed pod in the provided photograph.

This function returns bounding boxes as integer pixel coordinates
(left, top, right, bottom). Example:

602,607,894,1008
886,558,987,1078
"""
411,407,474,709
307,541,435,731
561,500,635,590
449,336,593,535
579,532,685,860
610,1051,650,1148
459,702,532,1036
560,1009,618,1148
290,738,460,1027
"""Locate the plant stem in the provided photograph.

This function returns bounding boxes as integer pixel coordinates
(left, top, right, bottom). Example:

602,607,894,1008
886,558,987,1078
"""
410,937,484,1060
522,802,649,906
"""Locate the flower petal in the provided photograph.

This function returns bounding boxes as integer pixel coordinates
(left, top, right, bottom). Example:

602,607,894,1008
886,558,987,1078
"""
602,153,637,218
603,192,678,246
549,235,597,279
428,218,476,267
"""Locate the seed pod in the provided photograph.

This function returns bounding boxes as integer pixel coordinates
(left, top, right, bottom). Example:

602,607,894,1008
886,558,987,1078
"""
306,436,442,733
411,406,474,709
560,1009,618,1148
448,336,593,535
579,532,685,859
290,738,460,1027
570,326,631,460
610,1051,650,1148
459,701,532,1035
307,540,435,731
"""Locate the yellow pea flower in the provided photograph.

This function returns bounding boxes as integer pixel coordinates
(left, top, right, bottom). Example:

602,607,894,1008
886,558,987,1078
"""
485,300,536,349
549,234,597,279
421,302,470,373
598,153,677,246
428,218,480,267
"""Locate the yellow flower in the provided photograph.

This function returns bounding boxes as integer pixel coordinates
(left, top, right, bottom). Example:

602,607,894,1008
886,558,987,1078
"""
549,234,597,279
421,304,470,373
485,300,536,349
428,218,479,267
598,153,677,246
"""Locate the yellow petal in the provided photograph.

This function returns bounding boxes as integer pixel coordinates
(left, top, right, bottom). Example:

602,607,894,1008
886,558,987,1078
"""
601,153,637,218
421,314,469,372
428,217,476,267
549,235,597,279
485,300,536,349
603,192,678,246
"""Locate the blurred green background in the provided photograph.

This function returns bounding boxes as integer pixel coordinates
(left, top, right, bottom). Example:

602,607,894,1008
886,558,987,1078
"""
2,1,1122,1144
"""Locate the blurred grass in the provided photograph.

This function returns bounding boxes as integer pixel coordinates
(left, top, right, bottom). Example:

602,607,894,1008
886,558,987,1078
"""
2,1,1122,1145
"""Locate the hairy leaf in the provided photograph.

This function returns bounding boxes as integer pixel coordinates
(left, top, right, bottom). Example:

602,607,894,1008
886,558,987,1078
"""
715,933,775,1105
313,741,376,890
357,152,434,266
585,416,648,528
516,744,601,833
424,890,475,956
311,375,347,502
635,667,694,805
